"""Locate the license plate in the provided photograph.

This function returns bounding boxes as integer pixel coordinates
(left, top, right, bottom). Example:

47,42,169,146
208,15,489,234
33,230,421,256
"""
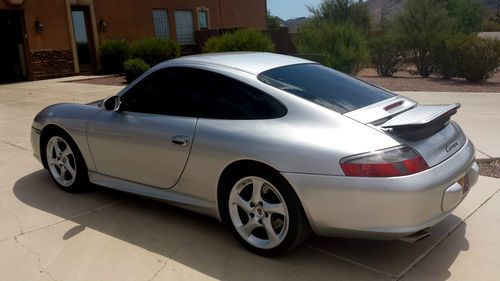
458,176,469,194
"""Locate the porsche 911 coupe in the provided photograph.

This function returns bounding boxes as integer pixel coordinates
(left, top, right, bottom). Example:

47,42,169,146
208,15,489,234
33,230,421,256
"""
31,52,478,256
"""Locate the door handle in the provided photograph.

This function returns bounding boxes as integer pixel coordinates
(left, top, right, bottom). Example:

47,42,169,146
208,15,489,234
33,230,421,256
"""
171,135,189,147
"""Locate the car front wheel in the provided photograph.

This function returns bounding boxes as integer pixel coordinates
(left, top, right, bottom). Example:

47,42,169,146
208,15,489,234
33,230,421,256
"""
45,134,89,192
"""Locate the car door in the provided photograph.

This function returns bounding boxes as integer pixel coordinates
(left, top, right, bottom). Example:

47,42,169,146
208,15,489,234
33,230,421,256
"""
86,68,198,189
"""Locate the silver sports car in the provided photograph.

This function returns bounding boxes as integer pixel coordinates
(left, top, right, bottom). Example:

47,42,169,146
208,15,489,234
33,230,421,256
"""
31,52,478,256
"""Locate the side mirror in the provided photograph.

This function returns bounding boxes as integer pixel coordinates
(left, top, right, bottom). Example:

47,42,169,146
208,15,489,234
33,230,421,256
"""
103,96,121,111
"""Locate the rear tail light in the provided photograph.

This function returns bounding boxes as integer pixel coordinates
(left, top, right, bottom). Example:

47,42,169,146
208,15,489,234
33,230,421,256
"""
340,146,429,177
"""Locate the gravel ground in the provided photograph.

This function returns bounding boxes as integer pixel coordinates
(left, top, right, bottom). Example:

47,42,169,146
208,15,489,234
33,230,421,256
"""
74,69,500,93
358,69,500,93
479,160,500,179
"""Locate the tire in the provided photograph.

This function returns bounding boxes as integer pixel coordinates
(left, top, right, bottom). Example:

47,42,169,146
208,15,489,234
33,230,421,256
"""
43,132,90,193
220,166,311,256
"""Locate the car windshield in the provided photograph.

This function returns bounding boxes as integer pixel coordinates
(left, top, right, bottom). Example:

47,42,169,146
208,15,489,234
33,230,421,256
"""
258,63,395,114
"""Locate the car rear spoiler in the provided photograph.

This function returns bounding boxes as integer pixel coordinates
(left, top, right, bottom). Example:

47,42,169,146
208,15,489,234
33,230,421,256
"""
380,103,461,141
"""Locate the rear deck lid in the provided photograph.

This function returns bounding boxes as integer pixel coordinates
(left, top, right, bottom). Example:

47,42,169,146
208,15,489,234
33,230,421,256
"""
345,97,466,167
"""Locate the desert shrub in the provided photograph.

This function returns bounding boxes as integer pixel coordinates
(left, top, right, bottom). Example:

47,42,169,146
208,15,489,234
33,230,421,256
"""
482,19,500,32
294,21,369,74
123,58,150,83
130,37,180,66
203,29,275,53
99,39,130,74
394,0,454,77
444,0,485,35
447,36,500,82
267,10,281,29
430,33,469,79
309,0,371,34
369,35,404,77
430,41,459,79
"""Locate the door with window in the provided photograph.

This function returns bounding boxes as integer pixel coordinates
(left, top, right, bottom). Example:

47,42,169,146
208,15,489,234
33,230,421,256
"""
87,67,286,188
0,10,27,83
71,7,96,72
87,68,197,189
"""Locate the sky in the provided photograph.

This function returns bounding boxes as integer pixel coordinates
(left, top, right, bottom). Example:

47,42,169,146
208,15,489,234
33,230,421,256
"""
267,0,323,20
268,0,366,20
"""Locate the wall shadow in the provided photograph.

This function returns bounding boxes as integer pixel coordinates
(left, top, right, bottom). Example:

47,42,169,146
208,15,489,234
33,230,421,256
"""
14,170,468,280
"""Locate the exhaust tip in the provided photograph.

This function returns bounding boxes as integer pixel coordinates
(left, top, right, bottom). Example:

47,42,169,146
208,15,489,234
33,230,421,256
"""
398,229,431,243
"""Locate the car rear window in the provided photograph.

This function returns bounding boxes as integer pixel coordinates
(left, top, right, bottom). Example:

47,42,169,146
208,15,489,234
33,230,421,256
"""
258,64,395,114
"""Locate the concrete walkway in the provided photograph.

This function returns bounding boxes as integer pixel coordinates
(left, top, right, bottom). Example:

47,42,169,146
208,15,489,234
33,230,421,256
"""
0,78,499,281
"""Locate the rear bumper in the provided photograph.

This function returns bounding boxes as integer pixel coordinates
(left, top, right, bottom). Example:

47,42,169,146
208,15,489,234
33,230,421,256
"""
283,138,478,239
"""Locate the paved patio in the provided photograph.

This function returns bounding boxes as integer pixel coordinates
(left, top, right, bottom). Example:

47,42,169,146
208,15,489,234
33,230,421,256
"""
0,78,499,281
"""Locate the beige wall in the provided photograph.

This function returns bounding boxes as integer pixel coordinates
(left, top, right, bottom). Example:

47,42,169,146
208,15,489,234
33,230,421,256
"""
1,0,73,50
0,0,267,49
0,0,267,79
218,0,266,30
93,0,265,43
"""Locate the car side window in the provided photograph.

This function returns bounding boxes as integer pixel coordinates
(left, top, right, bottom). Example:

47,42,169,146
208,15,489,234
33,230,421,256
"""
120,67,287,119
120,68,200,116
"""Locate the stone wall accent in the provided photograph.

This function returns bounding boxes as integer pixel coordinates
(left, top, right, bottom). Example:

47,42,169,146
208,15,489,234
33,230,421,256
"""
31,49,75,80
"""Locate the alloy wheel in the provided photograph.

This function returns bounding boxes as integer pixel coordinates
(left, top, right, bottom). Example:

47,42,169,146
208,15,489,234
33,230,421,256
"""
46,136,77,187
228,176,289,249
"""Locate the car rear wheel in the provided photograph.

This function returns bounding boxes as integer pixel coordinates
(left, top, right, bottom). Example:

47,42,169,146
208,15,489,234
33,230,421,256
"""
223,168,310,256
45,134,89,192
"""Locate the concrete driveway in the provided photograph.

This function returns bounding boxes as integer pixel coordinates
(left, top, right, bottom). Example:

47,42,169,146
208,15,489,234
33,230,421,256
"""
0,78,499,281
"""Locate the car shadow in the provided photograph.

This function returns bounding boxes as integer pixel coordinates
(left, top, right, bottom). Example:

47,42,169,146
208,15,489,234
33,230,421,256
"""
13,170,468,280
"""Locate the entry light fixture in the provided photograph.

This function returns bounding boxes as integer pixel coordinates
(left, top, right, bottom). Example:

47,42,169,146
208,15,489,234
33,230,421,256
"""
35,18,44,32
99,19,108,32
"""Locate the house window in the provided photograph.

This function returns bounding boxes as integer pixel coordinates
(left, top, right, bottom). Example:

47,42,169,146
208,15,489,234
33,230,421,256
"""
198,10,209,30
174,10,195,45
152,9,170,39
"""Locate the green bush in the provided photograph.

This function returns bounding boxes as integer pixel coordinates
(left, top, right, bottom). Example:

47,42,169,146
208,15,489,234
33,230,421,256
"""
445,0,485,35
99,39,130,74
447,36,500,83
130,37,180,66
394,0,454,77
309,0,371,34
482,20,500,32
294,21,369,74
203,29,275,53
123,59,150,83
430,41,458,79
369,35,404,77
267,10,281,29
430,34,469,79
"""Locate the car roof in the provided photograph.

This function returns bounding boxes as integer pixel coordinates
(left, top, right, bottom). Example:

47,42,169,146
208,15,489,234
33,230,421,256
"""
159,52,315,75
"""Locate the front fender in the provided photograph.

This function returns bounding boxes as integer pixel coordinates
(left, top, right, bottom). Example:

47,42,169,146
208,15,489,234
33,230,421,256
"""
33,103,101,171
